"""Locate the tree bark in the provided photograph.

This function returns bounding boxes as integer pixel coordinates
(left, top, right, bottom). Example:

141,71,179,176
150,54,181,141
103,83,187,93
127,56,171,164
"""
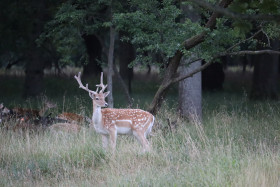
148,51,182,114
24,49,45,97
178,3,202,121
113,63,133,107
148,0,233,115
82,34,102,77
107,26,115,107
23,0,48,97
179,60,202,121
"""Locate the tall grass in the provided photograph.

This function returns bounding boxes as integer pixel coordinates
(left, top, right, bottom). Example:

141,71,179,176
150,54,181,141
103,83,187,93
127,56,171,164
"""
0,70,279,186
0,94,279,186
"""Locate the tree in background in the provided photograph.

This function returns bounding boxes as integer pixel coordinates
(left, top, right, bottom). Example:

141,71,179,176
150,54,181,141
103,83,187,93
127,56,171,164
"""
114,0,280,118
2,0,280,120
178,4,202,121
82,34,103,77
38,0,109,76
251,37,279,100
117,33,135,94
39,0,132,107
0,0,61,97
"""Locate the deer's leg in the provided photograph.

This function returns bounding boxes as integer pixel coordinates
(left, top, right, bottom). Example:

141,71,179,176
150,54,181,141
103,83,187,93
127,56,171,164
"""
108,127,117,151
101,134,109,150
133,131,150,152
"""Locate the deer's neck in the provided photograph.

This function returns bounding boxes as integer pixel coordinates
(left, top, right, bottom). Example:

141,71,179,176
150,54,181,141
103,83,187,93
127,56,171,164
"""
39,107,46,117
92,102,107,134
92,103,102,124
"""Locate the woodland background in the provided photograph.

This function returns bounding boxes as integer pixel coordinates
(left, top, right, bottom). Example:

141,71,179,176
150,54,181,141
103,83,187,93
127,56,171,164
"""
0,0,280,186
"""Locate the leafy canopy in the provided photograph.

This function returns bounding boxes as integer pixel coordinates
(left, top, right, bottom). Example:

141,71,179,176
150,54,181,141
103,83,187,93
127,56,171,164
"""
40,0,280,67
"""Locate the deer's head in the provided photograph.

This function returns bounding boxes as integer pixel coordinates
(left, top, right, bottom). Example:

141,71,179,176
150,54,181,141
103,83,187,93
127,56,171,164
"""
74,72,110,107
0,103,10,123
0,103,10,115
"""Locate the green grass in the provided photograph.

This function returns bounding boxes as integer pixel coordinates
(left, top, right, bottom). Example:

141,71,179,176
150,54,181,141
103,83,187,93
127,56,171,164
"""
0,72,280,186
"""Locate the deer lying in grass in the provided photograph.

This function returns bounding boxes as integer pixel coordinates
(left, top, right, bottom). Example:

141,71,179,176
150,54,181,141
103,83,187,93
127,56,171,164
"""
74,72,155,152
56,112,86,124
0,103,11,123
49,122,81,133
52,111,92,133
50,113,86,133
1,101,57,131
12,101,57,121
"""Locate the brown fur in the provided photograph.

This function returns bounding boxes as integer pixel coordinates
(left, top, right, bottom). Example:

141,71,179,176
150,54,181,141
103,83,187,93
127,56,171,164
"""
56,112,84,123
49,123,81,133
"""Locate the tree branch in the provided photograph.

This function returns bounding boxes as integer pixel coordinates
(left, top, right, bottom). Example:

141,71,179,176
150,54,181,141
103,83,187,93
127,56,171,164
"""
6,57,24,70
224,49,280,56
172,49,280,84
225,29,262,52
148,0,234,114
188,0,280,21
182,0,233,50
172,60,213,83
113,63,133,107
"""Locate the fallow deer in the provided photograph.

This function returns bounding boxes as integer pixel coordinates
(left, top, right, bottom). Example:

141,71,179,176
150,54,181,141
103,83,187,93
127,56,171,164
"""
0,103,11,123
1,101,56,131
49,122,81,133
74,72,155,152
56,112,85,124
12,100,56,121
52,112,86,133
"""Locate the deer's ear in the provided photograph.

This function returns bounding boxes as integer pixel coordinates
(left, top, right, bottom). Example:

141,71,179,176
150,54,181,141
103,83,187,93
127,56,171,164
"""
0,103,3,108
89,92,95,99
104,91,110,98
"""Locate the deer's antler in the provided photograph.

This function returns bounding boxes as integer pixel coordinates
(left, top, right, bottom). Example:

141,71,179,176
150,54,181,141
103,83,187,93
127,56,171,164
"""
96,72,108,93
74,72,97,94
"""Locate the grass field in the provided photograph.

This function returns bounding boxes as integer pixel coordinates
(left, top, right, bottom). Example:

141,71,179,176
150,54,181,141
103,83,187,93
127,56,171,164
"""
0,68,279,186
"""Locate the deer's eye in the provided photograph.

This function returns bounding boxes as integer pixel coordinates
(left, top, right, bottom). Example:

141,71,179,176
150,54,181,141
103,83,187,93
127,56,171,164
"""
96,98,99,100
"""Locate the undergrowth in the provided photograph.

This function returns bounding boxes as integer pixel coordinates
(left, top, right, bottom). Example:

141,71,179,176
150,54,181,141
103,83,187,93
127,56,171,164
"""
0,95,279,186
0,72,279,186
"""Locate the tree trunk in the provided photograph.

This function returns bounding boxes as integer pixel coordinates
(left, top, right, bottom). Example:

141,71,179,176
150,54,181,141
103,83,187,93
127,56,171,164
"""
148,0,233,115
202,60,225,90
82,34,102,77
148,51,182,114
24,50,45,97
178,3,202,121
179,60,202,121
250,40,279,100
113,63,133,107
23,0,48,97
118,37,134,93
107,26,115,107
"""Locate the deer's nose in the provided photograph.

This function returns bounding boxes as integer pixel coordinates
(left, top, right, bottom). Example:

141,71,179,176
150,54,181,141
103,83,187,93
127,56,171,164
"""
105,103,108,107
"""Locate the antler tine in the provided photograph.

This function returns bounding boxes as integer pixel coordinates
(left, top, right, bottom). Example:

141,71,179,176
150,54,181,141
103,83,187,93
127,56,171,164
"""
96,72,107,93
100,72,103,84
74,72,97,94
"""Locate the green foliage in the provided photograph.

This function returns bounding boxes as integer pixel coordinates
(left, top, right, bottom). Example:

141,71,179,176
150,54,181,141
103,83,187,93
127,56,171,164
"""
37,0,280,69
114,0,280,65
1,0,280,69
263,22,280,38
38,0,110,66
114,0,200,66
192,18,243,61
229,0,280,35
0,0,60,67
